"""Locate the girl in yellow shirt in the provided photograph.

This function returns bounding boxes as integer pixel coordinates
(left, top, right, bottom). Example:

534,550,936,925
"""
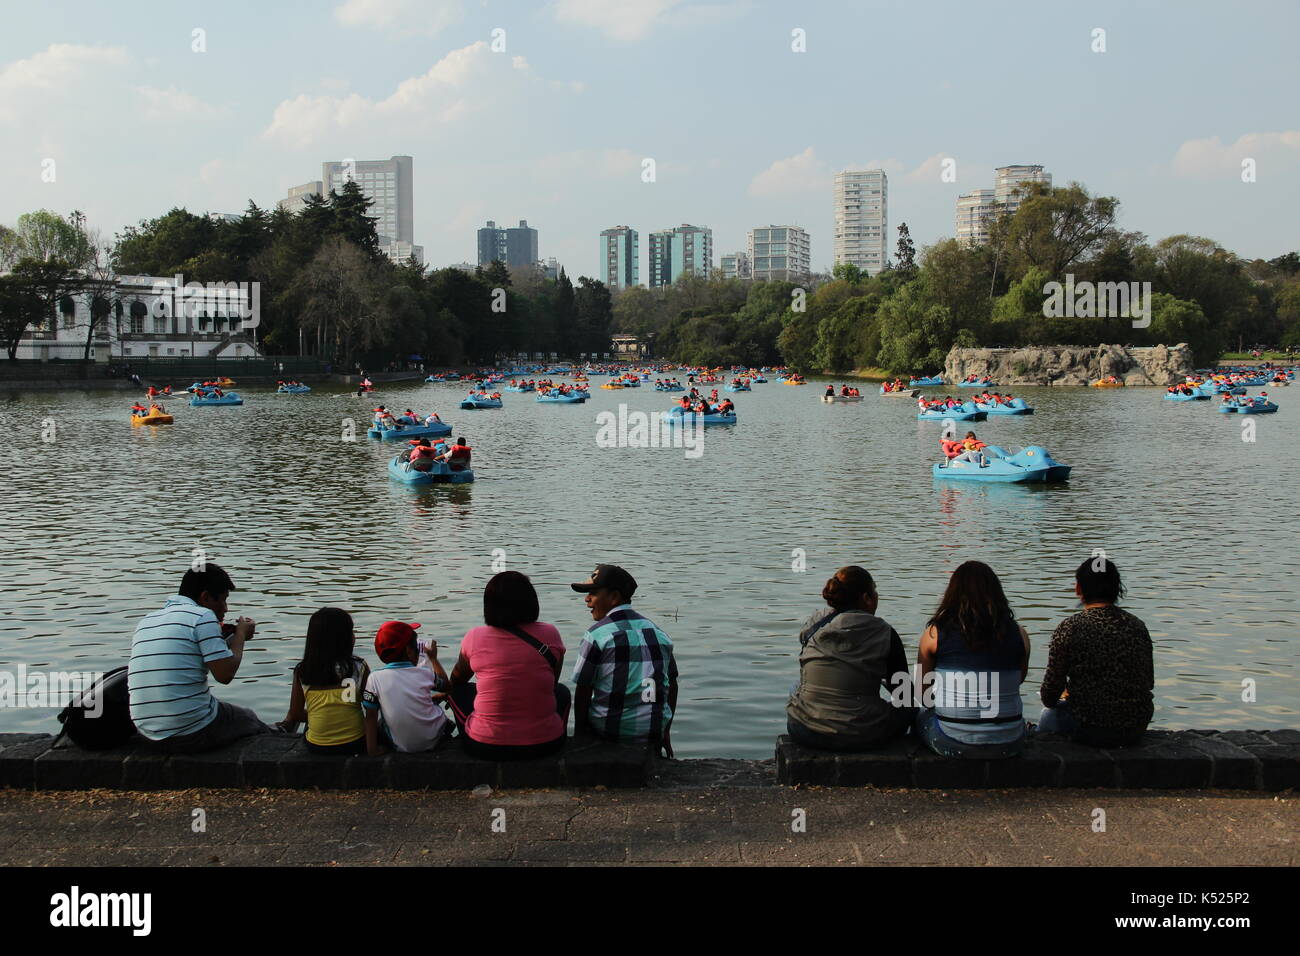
280,607,370,754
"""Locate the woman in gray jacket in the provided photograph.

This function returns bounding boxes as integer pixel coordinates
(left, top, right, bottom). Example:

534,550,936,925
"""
786,566,914,750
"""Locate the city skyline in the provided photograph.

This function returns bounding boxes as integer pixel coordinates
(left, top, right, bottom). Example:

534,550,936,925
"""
3,1,1297,282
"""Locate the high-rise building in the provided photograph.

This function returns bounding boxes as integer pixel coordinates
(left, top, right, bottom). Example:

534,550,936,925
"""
955,189,997,247
647,224,712,288
278,181,323,215
720,251,751,280
833,169,888,276
319,156,416,264
477,219,539,267
993,164,1051,218
748,225,810,280
953,166,1052,246
600,226,639,289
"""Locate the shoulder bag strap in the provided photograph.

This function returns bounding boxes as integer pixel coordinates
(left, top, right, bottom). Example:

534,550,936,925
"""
503,625,560,679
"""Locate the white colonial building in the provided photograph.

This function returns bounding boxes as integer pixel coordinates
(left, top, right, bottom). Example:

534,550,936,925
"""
14,273,263,361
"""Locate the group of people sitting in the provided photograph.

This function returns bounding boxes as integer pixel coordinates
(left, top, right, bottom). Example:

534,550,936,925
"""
939,431,989,464
467,390,503,400
128,563,678,759
373,406,442,430
880,379,911,392
676,395,735,415
960,374,992,384
918,395,966,411
654,379,685,389
1166,383,1199,396
276,380,307,388
972,390,1017,406
1221,392,1270,407
406,436,471,471
538,382,584,396
145,385,174,398
787,558,1153,756
130,402,168,417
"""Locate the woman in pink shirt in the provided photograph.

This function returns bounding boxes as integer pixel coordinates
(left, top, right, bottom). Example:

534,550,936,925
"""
447,572,570,759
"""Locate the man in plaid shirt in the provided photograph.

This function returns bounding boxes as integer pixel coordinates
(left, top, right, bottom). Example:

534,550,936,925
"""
570,565,679,757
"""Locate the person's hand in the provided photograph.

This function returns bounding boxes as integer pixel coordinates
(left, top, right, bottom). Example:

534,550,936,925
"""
233,617,255,641
424,640,439,662
660,730,674,760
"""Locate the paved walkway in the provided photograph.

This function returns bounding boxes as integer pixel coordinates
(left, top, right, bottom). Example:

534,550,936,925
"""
1,784,1293,866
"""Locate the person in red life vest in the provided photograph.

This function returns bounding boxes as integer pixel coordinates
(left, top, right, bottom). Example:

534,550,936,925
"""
716,398,735,415
953,431,989,465
408,439,440,471
131,402,147,417
147,385,159,398
162,385,172,396
440,436,472,471
939,437,963,459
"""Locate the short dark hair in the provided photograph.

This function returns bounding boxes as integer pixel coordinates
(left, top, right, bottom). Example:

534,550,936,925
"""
484,571,540,628
179,563,234,601
1076,557,1126,604
822,566,876,611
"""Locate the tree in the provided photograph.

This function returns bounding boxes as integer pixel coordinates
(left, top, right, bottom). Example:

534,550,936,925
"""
894,223,917,280
990,182,1119,281
293,238,389,366
0,271,48,359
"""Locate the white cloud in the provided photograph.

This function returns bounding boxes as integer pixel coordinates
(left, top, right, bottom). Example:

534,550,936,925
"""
135,86,229,123
552,0,750,42
262,41,534,143
905,153,958,184
1173,131,1300,178
0,44,131,123
748,146,829,196
334,0,464,36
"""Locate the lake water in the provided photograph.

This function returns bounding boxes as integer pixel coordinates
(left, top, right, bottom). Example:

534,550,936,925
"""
1,377,1296,757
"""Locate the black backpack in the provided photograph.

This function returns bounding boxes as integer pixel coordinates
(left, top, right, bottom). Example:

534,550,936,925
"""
56,666,137,750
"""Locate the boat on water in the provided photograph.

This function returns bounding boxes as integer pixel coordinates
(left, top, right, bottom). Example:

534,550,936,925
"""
918,401,987,422
909,376,944,387
131,410,174,425
661,408,737,426
536,391,586,403
934,445,1071,483
504,384,535,392
1218,398,1279,414
725,382,752,392
460,394,503,409
957,378,998,388
387,453,474,485
975,398,1034,415
823,394,864,403
879,386,918,397
277,384,311,394
1091,378,1124,388
1164,390,1209,401
368,420,453,440
190,393,243,406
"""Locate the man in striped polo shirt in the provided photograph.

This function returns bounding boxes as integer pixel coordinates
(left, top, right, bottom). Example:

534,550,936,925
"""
570,565,679,757
128,564,273,753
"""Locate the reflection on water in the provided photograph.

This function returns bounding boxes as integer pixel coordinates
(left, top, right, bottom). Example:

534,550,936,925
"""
0,381,1296,756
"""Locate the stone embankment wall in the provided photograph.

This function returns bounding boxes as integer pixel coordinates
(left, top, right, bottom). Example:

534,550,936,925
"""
945,344,1195,387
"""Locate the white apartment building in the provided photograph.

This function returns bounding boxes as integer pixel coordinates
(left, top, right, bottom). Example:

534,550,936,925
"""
278,181,323,215
748,225,810,280
955,189,997,247
833,170,888,276
720,251,751,280
994,164,1051,217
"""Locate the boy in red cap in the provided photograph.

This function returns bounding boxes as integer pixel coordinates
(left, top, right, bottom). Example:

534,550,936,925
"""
362,621,450,754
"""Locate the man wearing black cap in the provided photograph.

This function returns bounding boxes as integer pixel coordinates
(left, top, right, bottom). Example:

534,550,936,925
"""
570,565,678,757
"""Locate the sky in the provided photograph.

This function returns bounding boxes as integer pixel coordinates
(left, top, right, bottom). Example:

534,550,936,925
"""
2,0,1298,278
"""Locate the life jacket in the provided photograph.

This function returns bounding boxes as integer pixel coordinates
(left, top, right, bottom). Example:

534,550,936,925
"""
447,444,471,468
963,438,986,451
940,439,962,458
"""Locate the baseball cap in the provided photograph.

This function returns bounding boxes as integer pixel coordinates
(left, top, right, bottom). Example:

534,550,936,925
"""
375,620,421,663
570,564,637,599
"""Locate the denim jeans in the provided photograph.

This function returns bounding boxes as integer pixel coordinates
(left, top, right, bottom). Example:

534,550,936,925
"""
1036,700,1080,735
914,708,1025,759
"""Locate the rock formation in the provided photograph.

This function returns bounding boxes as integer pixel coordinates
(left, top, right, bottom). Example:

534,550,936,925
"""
944,344,1195,386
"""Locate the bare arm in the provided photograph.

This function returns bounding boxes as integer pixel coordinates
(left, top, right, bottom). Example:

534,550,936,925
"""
574,686,593,733
206,622,251,685
280,672,306,732
448,652,473,686
1018,623,1030,684
364,709,388,755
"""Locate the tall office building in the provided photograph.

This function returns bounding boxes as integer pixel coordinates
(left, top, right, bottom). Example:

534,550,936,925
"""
748,225,810,280
993,164,1051,217
833,169,888,275
600,226,639,289
320,156,414,249
647,224,712,288
720,251,751,280
477,219,539,267
278,181,323,215
954,189,997,247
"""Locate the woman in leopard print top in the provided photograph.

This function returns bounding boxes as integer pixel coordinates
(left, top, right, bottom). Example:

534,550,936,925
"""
1037,558,1153,746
